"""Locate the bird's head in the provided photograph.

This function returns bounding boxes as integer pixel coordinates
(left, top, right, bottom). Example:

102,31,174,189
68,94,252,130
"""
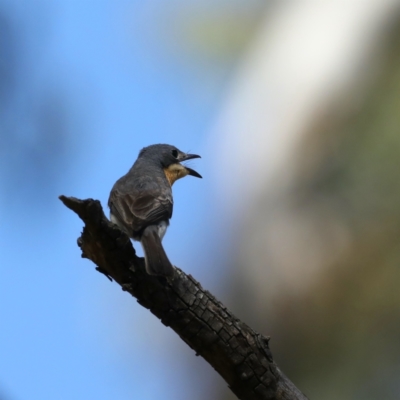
139,144,202,185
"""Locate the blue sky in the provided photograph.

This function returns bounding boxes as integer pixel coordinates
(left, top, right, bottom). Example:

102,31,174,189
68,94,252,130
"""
0,1,252,399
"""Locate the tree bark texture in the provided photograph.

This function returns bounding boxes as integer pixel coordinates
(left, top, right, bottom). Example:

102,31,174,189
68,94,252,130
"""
59,196,308,400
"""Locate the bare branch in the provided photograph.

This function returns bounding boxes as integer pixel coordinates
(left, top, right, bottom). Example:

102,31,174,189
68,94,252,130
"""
59,195,308,400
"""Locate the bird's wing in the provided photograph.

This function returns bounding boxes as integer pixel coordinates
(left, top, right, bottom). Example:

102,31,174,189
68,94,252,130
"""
129,191,173,223
109,184,173,232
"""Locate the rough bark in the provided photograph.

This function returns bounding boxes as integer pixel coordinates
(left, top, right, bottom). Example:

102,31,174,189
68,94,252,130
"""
59,195,308,400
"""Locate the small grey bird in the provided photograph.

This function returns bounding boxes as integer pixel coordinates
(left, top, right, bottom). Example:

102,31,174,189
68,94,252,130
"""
108,144,201,276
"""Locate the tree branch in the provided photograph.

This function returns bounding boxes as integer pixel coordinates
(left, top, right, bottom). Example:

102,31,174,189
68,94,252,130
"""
59,195,308,400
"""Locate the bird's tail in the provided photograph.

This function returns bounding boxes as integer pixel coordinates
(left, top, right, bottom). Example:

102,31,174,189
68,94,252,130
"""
141,225,174,276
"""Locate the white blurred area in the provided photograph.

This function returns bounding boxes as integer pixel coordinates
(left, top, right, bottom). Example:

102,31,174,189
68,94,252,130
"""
208,1,400,399
212,0,400,294
214,1,397,197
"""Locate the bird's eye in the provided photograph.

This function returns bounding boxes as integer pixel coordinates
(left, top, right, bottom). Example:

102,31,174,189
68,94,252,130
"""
171,149,178,158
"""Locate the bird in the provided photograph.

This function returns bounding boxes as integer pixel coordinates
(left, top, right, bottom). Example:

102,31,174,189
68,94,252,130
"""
108,144,202,276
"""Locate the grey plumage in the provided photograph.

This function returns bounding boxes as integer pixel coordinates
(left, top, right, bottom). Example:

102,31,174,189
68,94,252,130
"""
108,144,201,276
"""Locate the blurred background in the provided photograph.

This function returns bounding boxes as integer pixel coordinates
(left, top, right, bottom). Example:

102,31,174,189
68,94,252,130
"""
1,1,400,399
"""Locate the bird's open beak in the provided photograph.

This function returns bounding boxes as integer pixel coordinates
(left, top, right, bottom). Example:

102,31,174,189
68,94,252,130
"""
178,153,202,178
185,167,202,178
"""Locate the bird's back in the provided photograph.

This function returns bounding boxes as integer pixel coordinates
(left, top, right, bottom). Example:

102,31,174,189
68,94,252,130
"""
108,159,173,239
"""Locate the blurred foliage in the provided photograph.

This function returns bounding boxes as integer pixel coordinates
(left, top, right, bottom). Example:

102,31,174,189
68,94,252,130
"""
225,10,400,400
174,2,270,61
128,1,271,65
281,19,400,398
